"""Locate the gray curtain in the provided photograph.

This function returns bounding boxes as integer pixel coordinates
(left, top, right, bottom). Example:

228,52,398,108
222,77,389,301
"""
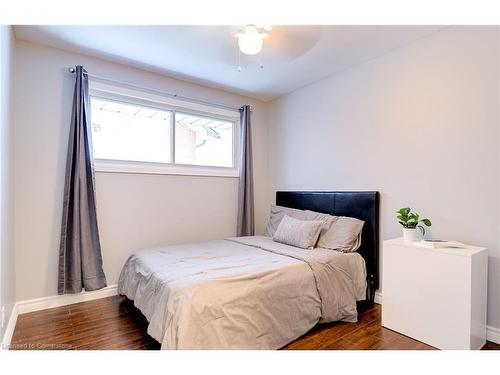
237,105,255,236
58,66,107,294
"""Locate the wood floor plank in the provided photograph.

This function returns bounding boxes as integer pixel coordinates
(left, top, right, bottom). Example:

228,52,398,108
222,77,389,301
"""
9,296,498,350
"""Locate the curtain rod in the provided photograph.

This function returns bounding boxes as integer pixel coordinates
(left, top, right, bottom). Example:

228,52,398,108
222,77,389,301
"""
67,67,247,113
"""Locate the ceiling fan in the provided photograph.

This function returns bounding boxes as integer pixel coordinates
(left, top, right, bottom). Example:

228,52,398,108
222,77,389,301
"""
232,25,324,72
234,25,272,71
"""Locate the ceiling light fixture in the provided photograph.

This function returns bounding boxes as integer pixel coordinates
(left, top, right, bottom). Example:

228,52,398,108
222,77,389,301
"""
237,25,269,55
235,25,271,72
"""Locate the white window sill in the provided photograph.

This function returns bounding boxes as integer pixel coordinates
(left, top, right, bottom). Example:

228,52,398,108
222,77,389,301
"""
94,159,239,178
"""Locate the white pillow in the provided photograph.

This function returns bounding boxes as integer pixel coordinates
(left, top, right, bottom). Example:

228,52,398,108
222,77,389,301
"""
273,215,323,249
264,204,307,237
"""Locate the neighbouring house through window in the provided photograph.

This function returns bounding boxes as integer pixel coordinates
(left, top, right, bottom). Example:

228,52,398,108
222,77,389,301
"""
89,83,239,177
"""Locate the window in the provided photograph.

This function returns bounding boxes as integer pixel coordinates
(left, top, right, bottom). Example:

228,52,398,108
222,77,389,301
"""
89,90,239,177
91,98,172,164
175,112,234,168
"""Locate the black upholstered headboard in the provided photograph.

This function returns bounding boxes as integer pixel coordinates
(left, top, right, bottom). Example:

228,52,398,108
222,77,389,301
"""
275,191,380,303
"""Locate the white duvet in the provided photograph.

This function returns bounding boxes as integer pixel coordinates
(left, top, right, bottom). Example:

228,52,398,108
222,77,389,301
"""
118,235,366,349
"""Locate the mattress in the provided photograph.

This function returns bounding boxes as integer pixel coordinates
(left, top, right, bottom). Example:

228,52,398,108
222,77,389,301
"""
118,235,367,349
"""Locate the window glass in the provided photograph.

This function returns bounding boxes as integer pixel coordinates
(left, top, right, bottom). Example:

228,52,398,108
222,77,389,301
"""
91,97,172,163
175,112,234,168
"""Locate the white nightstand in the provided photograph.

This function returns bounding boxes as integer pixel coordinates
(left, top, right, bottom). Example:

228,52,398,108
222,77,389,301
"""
381,238,488,350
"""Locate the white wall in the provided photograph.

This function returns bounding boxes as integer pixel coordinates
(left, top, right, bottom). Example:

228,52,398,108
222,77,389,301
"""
268,27,500,329
11,26,500,334
13,40,269,301
0,25,15,340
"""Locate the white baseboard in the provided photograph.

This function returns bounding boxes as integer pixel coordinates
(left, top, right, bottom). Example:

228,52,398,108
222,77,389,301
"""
1,304,18,350
1,285,118,349
373,291,500,345
486,325,500,345
374,291,383,305
16,284,118,314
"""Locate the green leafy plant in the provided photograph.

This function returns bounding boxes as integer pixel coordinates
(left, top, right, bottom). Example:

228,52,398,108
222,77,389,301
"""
396,207,432,235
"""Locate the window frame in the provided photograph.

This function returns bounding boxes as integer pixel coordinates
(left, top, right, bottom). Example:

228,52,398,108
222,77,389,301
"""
89,81,240,178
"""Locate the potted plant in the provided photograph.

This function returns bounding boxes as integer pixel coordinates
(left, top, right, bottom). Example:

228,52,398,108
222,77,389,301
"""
396,207,432,242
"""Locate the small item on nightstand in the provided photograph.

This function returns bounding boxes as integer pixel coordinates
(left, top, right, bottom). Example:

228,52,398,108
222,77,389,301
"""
417,239,466,249
396,207,432,242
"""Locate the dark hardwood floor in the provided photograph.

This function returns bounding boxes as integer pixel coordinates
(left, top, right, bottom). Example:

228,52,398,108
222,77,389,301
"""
9,296,500,350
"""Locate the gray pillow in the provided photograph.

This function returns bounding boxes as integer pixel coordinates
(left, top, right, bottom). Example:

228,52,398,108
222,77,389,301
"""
304,210,337,238
264,204,307,237
273,215,323,249
316,216,364,253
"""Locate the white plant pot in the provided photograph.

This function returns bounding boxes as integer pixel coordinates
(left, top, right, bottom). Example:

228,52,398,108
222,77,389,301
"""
403,228,417,243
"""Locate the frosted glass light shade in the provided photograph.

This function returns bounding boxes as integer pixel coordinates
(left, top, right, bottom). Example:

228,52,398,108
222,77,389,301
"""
238,26,264,55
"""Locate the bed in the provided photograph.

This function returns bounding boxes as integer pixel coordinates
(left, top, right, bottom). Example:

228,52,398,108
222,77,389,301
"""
118,191,380,349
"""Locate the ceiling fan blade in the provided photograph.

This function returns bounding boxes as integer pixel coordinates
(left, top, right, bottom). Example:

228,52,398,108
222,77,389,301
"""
265,26,324,60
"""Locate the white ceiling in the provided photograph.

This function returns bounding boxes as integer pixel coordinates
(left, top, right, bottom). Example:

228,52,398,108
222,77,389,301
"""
14,25,446,101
